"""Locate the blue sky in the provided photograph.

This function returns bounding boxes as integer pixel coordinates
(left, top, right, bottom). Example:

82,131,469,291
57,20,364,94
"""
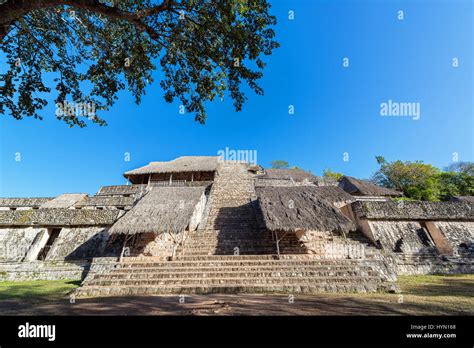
0,0,472,197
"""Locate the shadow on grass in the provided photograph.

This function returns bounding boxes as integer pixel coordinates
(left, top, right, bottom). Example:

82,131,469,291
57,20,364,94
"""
399,276,474,297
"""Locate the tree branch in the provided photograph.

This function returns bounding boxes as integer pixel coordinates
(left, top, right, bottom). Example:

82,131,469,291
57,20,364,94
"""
0,0,174,42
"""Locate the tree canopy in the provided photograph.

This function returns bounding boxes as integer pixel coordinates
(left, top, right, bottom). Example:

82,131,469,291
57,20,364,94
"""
373,156,474,201
0,0,279,127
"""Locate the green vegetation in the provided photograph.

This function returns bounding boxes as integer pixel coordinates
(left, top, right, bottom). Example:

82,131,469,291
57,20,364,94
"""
373,157,473,201
0,280,80,302
398,274,473,296
323,169,343,181
0,0,278,126
393,274,474,315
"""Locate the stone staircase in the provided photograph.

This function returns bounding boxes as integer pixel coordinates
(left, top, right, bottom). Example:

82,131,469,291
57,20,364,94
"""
177,162,305,256
74,255,396,297
177,229,305,256
73,162,398,298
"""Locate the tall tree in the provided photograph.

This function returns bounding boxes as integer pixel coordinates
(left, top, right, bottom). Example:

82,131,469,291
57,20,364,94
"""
373,156,441,201
0,0,278,127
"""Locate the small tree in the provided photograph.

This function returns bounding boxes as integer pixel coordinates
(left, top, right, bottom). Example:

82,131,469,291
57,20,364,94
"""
323,169,343,181
271,160,289,169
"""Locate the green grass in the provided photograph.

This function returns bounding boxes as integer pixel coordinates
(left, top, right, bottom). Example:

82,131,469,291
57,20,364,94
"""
398,274,473,296
0,279,80,302
388,274,474,315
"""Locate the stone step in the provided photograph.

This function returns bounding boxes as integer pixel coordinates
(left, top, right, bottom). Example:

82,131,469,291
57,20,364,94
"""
85,275,383,287
179,250,295,256
90,270,378,281
209,220,258,223
209,226,260,230
75,282,381,297
178,247,301,254
180,246,301,251
117,259,376,268
102,265,371,273
183,238,274,244
188,232,269,238
181,240,294,247
181,240,278,246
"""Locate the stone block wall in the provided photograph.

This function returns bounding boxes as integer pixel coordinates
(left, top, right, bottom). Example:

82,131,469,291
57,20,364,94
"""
45,227,111,261
435,221,473,256
0,227,45,261
368,220,436,254
131,231,185,260
0,260,88,281
392,254,473,275
295,230,366,259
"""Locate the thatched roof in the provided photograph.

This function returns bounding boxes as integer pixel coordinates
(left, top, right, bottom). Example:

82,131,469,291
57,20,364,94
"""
309,186,355,206
40,194,88,209
109,186,206,235
124,156,219,178
352,200,473,221
338,176,402,197
0,209,120,227
74,196,135,207
256,186,356,233
96,185,146,196
451,196,474,203
260,168,320,182
0,198,53,208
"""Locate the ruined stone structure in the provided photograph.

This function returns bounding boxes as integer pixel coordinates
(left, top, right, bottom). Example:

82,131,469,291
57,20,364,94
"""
0,156,472,297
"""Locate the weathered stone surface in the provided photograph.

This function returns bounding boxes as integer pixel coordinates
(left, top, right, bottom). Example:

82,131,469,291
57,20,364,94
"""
0,260,87,281
0,227,44,261
0,161,472,294
74,255,395,297
45,227,111,261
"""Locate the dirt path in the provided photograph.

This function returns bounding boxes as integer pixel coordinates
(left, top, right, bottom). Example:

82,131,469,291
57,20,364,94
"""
1,292,472,316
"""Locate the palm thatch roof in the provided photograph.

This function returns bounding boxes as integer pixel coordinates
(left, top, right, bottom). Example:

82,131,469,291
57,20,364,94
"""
74,196,135,208
310,186,355,206
0,209,120,226
109,186,206,235
124,156,219,178
451,196,474,203
0,198,53,208
40,194,88,209
260,168,321,182
96,185,147,196
352,200,473,221
256,186,356,233
338,176,402,197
